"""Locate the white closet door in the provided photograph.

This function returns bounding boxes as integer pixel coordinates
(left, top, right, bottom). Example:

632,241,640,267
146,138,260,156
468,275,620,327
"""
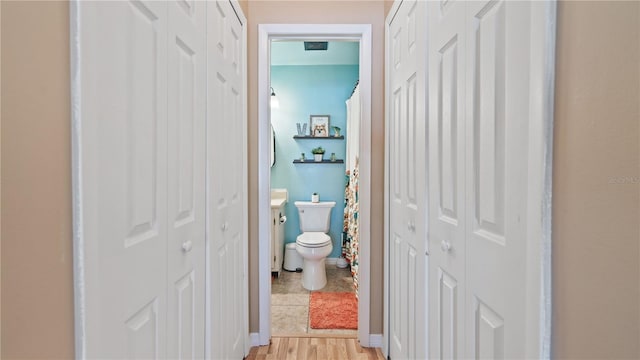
167,1,206,358
427,0,467,358
78,1,169,357
427,1,552,358
207,1,246,358
463,1,535,358
388,1,428,358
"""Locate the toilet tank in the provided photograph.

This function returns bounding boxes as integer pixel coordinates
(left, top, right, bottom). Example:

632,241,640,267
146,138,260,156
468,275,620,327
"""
294,201,336,233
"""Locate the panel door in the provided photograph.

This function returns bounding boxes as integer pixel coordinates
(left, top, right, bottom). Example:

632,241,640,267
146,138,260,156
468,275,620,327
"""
207,1,246,358
388,1,428,359
167,1,207,359
464,1,532,358
79,1,169,358
427,0,468,358
427,1,546,358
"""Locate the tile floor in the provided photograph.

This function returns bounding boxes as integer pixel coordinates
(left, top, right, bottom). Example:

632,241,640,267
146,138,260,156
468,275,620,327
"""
271,266,358,336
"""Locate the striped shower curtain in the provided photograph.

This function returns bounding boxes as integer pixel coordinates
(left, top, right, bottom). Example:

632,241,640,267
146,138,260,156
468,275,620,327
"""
342,82,360,296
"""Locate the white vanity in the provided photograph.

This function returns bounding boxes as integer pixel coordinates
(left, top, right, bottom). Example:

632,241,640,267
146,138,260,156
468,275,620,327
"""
270,189,288,276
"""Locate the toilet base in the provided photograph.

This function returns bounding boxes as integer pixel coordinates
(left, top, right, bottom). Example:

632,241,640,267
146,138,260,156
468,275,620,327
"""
302,258,327,290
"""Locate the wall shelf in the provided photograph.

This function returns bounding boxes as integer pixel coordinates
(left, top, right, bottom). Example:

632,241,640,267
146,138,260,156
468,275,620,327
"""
293,135,344,140
293,159,344,164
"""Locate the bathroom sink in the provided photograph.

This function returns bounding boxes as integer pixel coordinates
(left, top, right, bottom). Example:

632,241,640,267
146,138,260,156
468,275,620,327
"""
271,188,288,208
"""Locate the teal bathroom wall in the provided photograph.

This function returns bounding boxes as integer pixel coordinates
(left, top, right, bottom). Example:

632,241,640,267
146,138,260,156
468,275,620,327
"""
270,64,359,258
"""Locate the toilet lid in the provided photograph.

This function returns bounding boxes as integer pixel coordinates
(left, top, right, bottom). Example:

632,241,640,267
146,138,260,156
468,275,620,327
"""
296,232,331,247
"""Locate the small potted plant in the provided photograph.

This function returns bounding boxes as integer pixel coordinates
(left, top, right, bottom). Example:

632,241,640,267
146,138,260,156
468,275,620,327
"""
311,146,325,162
332,126,341,137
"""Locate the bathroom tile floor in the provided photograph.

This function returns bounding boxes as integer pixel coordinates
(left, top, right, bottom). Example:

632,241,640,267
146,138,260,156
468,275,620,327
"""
271,266,358,336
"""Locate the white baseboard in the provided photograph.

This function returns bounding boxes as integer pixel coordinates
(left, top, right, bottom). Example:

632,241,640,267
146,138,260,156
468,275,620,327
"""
326,257,338,265
250,333,261,347
369,334,383,348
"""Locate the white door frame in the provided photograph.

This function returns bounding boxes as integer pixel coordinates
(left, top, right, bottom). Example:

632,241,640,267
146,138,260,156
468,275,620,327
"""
382,0,556,358
257,23,372,346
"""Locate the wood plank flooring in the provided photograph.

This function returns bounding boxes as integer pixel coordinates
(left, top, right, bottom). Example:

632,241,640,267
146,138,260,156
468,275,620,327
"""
245,337,385,360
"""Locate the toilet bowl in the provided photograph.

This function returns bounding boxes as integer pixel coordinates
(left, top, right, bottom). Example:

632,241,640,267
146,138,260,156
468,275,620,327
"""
296,232,333,290
294,201,336,290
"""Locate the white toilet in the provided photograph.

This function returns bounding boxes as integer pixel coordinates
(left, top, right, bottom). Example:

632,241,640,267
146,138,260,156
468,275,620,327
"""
294,201,336,290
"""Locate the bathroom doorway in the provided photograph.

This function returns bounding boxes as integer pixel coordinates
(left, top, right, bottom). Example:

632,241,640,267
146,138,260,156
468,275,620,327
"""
269,39,361,337
257,24,373,346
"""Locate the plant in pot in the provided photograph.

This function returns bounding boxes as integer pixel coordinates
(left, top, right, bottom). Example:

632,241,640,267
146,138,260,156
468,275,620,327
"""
311,146,325,162
332,126,341,137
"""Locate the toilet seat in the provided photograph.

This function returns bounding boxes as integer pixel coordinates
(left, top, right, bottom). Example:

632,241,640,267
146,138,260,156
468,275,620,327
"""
296,232,331,248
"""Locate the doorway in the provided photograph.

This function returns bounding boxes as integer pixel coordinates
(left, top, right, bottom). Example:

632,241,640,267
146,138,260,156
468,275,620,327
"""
257,24,373,346
269,39,360,337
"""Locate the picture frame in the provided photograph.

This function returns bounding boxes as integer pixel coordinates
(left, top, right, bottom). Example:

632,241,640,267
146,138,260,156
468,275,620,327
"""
310,115,330,137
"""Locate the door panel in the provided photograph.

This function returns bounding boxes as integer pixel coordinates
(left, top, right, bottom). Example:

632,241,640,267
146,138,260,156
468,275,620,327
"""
207,1,245,358
78,0,209,357
474,299,505,360
472,0,506,242
167,0,206,358
427,1,546,358
388,1,428,359
125,300,160,359
437,37,459,224
428,1,467,358
79,1,169,357
175,272,195,359
438,269,458,360
465,1,530,358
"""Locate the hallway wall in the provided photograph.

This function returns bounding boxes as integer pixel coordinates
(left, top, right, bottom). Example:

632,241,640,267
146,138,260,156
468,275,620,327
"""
1,1,74,358
553,1,640,358
247,1,386,334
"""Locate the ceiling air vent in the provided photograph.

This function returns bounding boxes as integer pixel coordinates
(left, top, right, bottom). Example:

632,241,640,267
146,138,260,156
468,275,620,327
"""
304,41,328,51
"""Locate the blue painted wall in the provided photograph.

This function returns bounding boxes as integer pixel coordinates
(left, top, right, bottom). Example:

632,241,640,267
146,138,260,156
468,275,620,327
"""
271,64,359,258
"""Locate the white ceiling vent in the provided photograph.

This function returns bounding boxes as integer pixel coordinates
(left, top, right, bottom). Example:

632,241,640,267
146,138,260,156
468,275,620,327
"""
304,41,328,51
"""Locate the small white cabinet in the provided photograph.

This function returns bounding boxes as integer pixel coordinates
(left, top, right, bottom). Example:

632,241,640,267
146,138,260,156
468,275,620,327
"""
270,189,288,276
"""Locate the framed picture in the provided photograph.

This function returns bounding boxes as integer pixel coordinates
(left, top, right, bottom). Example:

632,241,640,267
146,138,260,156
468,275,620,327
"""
310,115,330,137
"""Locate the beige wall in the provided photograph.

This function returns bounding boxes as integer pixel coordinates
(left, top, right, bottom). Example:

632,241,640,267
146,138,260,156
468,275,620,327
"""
553,1,640,358
238,0,248,20
1,1,74,358
383,0,394,20
246,0,386,334
0,2,3,355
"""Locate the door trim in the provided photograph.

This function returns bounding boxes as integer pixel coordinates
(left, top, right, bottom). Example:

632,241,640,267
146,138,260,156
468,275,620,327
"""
257,23,372,346
382,0,556,358
70,4,84,357
526,3,556,357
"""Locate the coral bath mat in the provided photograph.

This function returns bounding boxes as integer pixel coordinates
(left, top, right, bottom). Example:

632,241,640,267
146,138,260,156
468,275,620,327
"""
309,292,358,329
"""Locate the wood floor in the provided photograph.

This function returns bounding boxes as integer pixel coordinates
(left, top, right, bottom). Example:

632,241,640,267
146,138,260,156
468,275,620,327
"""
245,337,385,360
